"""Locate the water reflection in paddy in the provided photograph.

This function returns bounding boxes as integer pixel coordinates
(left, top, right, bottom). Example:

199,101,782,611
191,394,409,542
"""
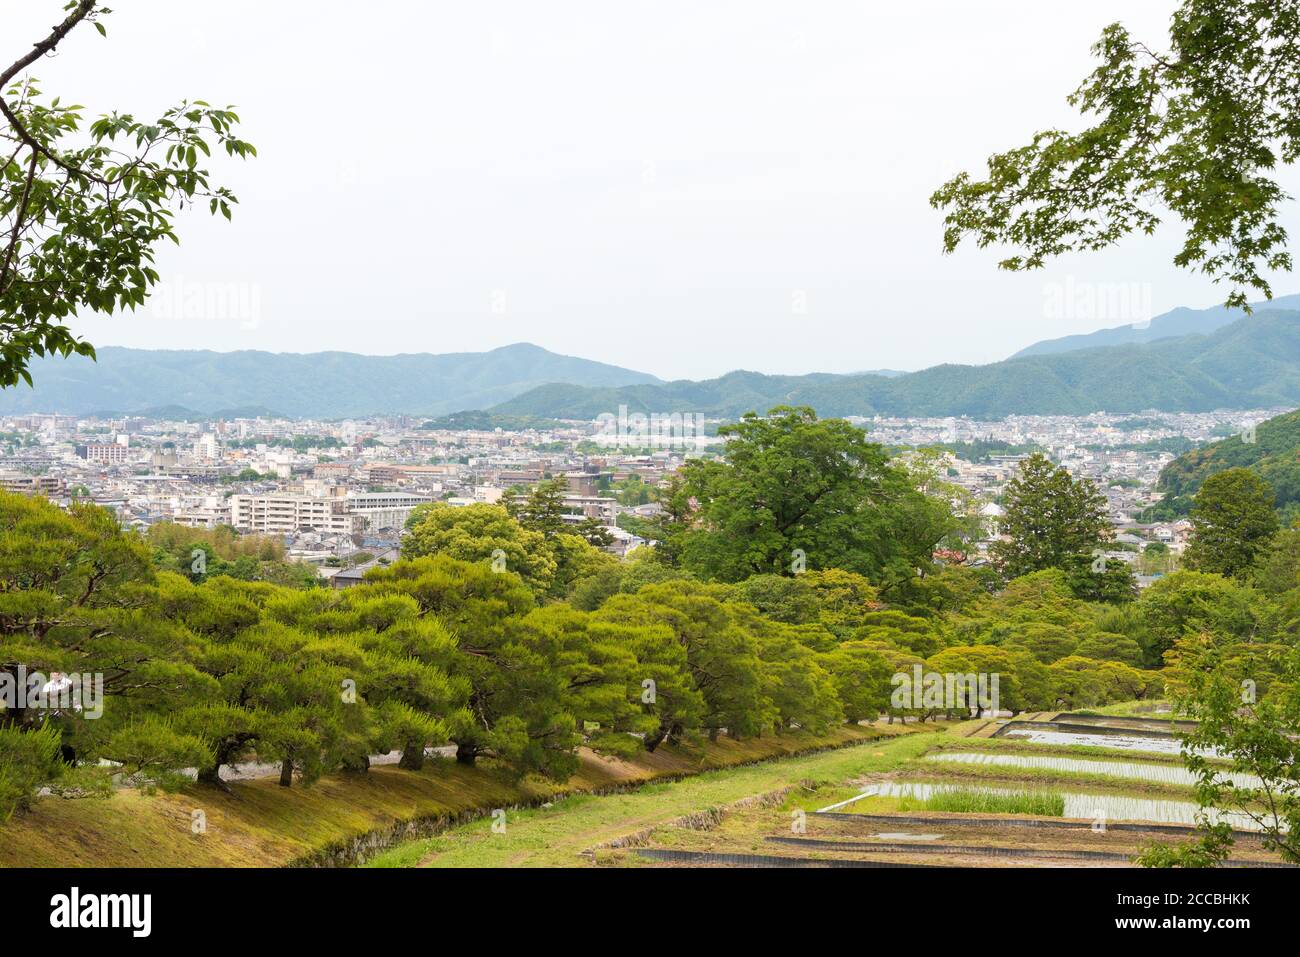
999,728,1191,755
927,751,1262,789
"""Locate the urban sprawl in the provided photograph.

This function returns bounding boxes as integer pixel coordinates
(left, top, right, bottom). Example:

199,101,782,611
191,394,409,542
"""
1,407,1285,589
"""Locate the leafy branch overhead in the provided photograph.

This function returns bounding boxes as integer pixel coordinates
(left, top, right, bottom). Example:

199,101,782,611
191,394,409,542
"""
931,0,1300,308
0,0,256,388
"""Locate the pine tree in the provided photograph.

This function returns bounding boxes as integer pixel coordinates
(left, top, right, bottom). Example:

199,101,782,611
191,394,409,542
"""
991,454,1124,599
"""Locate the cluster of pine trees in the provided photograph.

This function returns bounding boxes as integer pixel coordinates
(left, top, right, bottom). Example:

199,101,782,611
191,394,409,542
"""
0,488,1148,819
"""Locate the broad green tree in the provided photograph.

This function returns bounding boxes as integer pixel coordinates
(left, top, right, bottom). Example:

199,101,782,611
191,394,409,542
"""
1252,527,1300,596
1136,570,1270,666
1185,468,1279,579
819,642,893,723
595,582,772,745
0,494,211,811
679,406,936,583
403,503,557,595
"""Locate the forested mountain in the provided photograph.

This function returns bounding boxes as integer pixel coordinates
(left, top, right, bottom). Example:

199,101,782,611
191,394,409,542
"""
8,311,1300,422
491,311,1300,419
0,343,660,418
1157,407,1300,513
1011,293,1300,358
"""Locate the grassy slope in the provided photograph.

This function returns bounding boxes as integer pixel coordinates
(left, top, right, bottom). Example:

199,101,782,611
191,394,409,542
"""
369,728,950,867
0,724,905,868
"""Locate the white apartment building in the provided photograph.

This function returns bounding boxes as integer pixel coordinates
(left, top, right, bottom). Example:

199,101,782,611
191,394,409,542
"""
562,494,617,525
230,493,362,535
172,496,233,529
75,443,130,465
193,433,220,461
0,471,65,496
345,491,432,532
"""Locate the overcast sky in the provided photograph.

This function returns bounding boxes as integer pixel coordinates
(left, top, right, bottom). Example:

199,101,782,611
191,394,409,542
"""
11,1,1300,380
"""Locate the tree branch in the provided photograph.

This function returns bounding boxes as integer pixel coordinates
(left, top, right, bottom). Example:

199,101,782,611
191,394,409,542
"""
0,2,96,87
0,1,109,186
0,149,37,292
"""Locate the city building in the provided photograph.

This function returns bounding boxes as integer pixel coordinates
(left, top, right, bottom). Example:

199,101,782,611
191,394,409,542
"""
230,492,362,535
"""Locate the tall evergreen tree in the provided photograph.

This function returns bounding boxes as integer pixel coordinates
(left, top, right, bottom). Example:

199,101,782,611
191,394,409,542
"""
991,454,1128,600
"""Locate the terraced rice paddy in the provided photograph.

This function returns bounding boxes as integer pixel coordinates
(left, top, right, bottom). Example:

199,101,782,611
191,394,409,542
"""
609,714,1288,867
927,751,1263,790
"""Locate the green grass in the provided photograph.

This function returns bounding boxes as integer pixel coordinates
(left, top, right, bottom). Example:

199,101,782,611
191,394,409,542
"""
903,788,1065,816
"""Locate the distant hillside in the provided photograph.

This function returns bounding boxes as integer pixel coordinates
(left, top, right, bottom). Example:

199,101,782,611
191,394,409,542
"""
490,311,1300,420
1156,407,1300,513
418,411,569,432
0,343,660,418
86,404,287,421
1012,292,1300,358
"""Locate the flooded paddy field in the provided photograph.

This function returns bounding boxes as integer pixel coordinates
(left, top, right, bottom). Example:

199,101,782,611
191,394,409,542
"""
925,751,1263,789
995,726,1188,755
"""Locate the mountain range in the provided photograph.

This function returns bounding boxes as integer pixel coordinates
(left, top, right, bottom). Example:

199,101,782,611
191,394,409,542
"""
1011,292,1300,358
487,310,1300,420
6,296,1300,422
0,343,660,418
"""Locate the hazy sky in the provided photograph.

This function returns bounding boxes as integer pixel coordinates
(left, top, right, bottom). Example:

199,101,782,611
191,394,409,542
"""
12,1,1300,380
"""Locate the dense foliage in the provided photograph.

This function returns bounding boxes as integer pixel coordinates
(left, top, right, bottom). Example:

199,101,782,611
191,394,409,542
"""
1184,469,1280,579
990,453,1135,601
6,468,1272,819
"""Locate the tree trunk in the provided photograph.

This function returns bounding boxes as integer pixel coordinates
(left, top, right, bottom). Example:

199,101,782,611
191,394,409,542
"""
197,764,231,792
340,754,369,774
399,741,425,771
644,729,667,753
455,742,477,765
278,758,293,788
